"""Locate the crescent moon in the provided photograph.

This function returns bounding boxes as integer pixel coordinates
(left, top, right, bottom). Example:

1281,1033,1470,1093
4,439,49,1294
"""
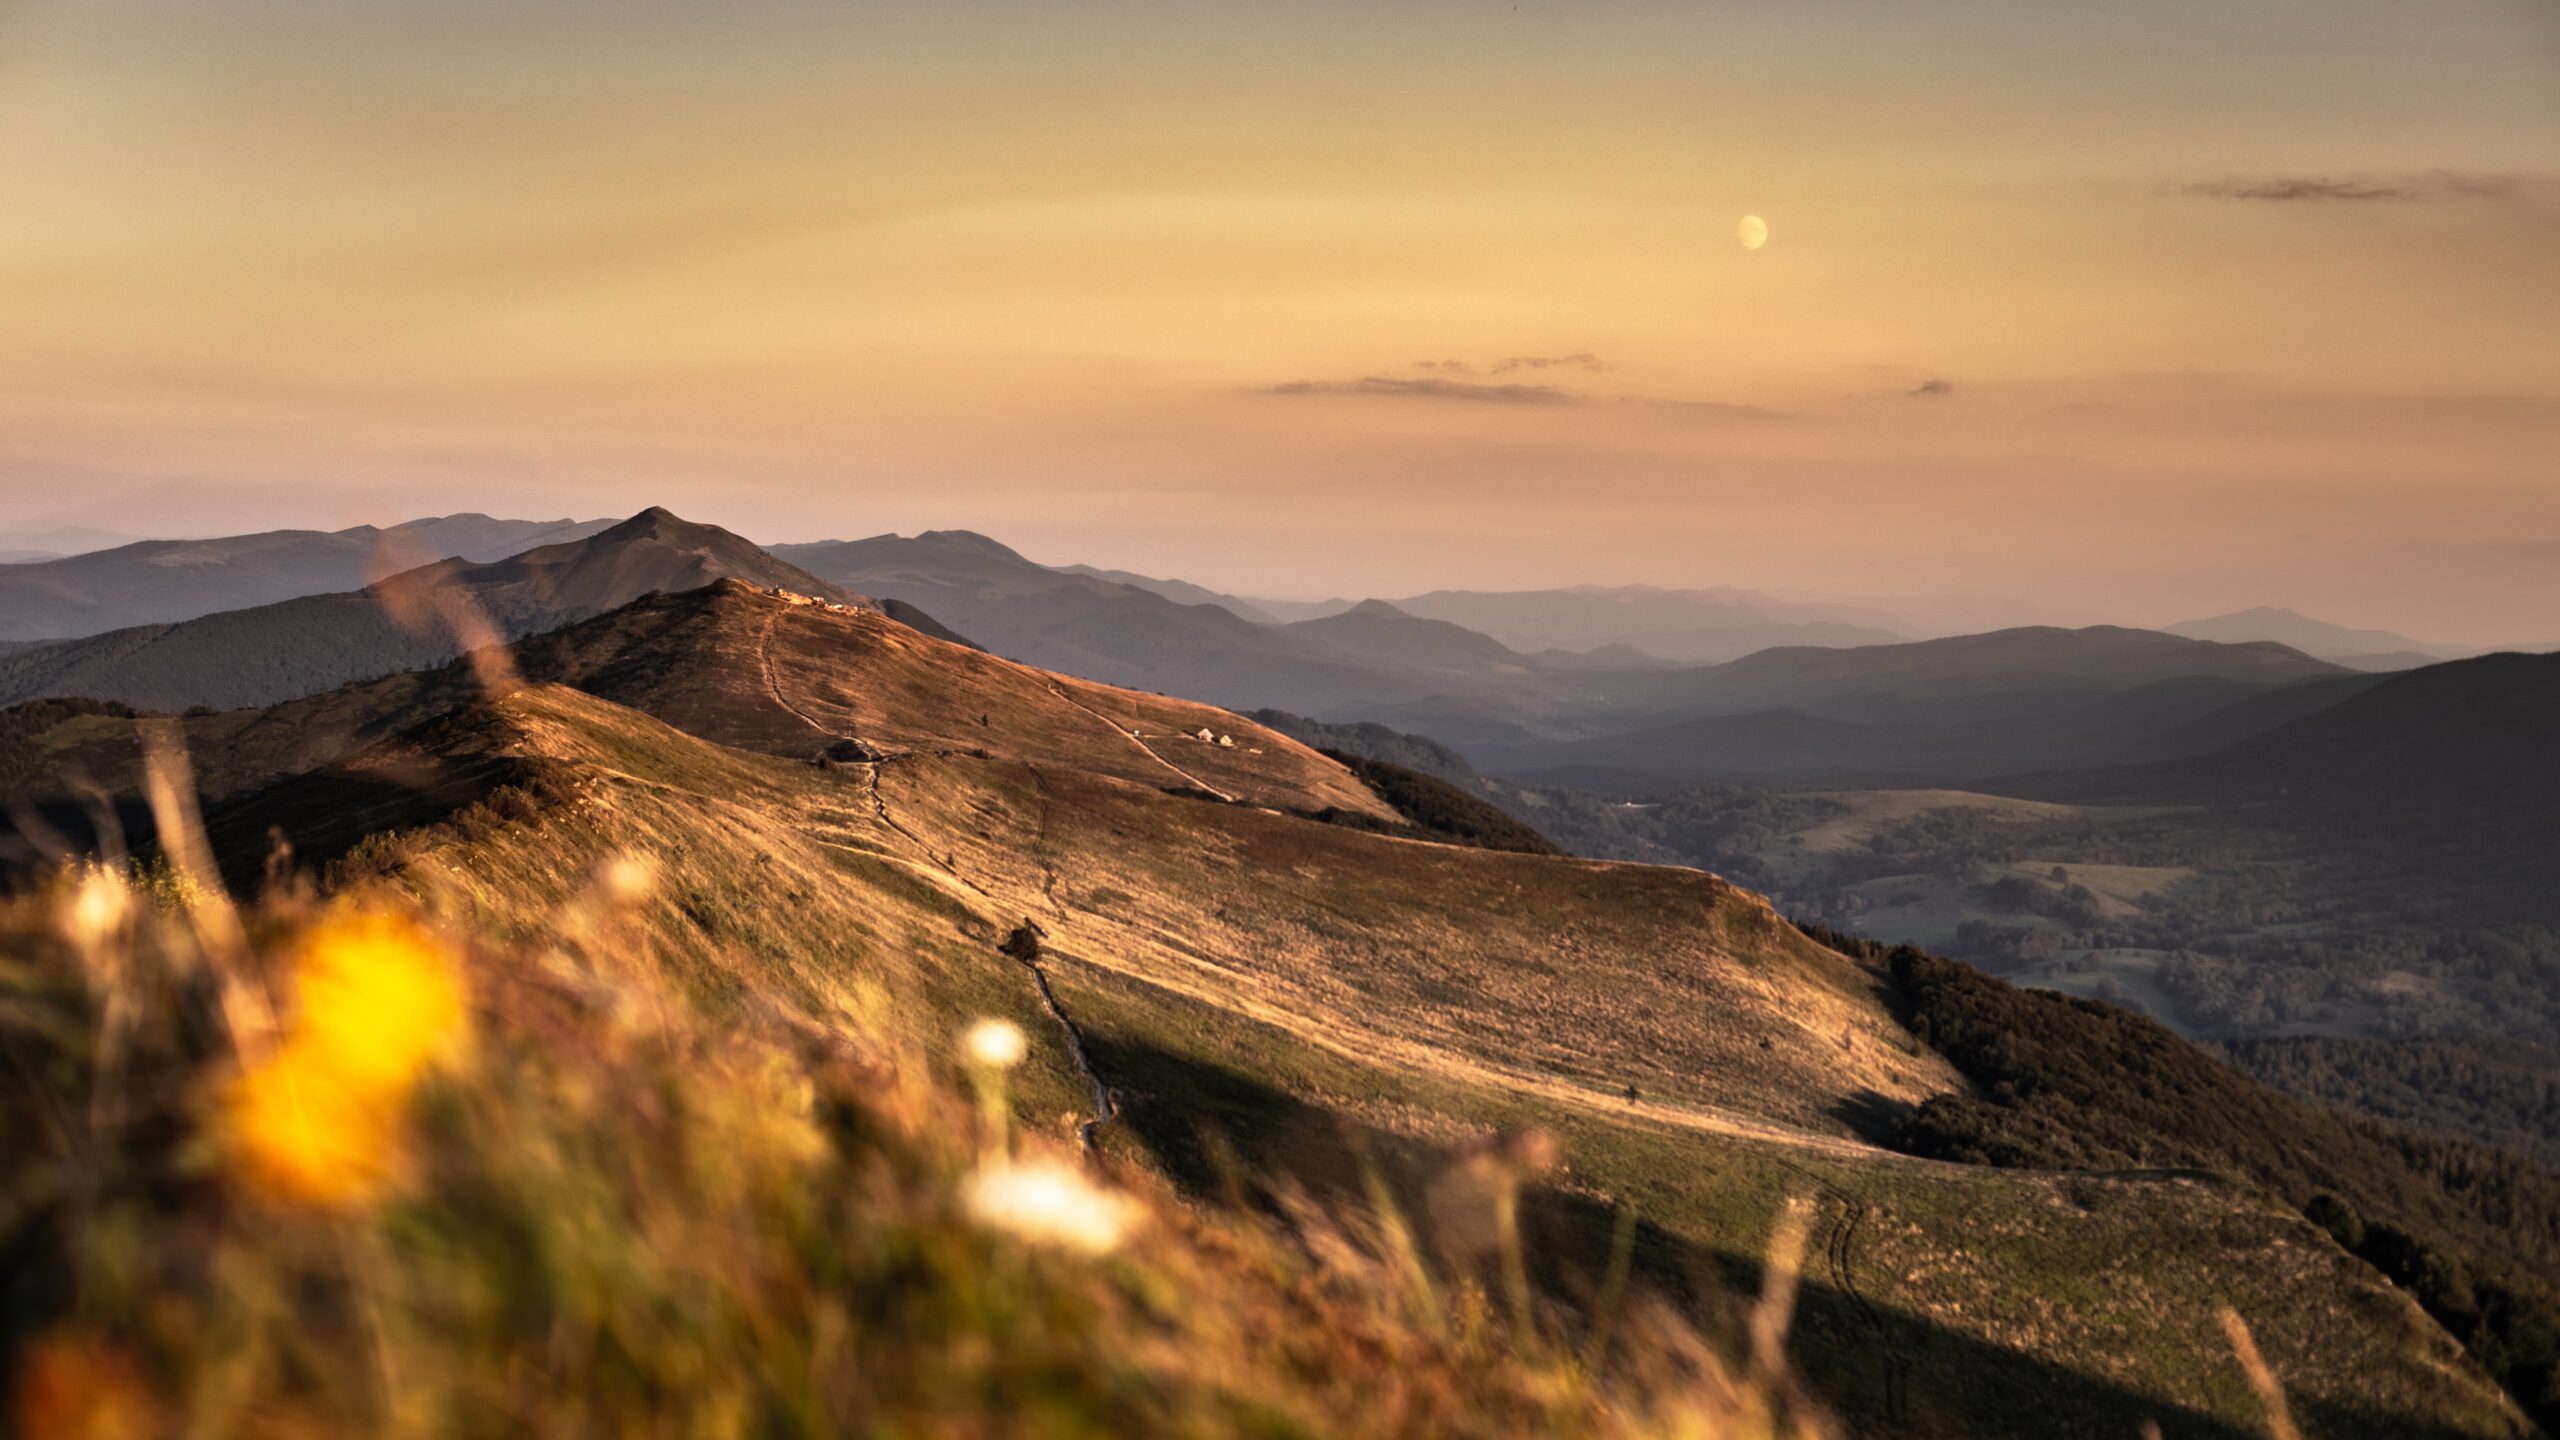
1738,215,1769,250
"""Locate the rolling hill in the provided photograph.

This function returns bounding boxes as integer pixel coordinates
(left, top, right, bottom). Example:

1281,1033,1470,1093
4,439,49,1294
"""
6,578,2534,1437
0,512,615,641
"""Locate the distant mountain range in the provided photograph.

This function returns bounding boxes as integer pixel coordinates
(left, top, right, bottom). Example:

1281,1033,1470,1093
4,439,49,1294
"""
0,513,616,641
1372,584,1908,661
0,523,149,564
2164,605,2468,669
7,508,2548,799
1456,628,2352,789
2022,650,2560,817
0,509,875,711
773,531,1544,717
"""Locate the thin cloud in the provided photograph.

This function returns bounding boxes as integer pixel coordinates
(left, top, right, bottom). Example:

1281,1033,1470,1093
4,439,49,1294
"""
1622,396,1801,423
1491,352,1612,374
1413,359,1476,375
2187,172,2519,203
1262,376,1579,405
1906,378,1955,399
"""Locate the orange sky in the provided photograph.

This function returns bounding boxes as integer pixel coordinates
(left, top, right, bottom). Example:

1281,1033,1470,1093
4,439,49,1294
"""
0,1,2554,640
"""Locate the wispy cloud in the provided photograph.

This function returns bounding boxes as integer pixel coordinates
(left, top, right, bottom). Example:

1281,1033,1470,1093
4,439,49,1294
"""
2186,172,2519,203
1262,376,1578,405
1490,352,1612,374
1906,378,1955,399
1622,396,1800,423
1413,359,1476,375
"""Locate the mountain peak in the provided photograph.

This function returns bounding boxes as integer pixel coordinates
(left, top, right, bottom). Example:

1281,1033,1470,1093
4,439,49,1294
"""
602,505,695,540
911,529,1030,562
1343,598,1411,619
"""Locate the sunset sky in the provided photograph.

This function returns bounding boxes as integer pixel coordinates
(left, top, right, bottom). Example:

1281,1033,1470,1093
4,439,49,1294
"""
1,1,2554,640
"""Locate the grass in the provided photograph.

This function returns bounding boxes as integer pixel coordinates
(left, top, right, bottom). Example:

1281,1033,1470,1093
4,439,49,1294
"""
2,850,1844,1438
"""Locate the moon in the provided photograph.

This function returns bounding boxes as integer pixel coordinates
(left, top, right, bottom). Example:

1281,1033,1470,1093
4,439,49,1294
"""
1738,214,1769,250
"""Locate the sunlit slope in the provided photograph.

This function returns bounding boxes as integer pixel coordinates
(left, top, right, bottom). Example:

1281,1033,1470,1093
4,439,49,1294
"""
311,682,2519,1440
877,751,1950,1139
506,579,1397,818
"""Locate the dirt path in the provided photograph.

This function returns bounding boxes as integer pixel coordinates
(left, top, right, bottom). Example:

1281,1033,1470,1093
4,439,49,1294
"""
1043,684,1236,802
862,766,992,898
758,611,841,739
1008,936,1117,1151
1814,1188,1907,1425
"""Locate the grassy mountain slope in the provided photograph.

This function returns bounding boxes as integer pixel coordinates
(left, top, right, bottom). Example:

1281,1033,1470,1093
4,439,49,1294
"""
123,594,2527,1437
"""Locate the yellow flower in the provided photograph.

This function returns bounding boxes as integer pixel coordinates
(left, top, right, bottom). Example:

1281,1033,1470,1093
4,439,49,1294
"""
289,910,470,1095
225,909,470,1208
228,1043,399,1208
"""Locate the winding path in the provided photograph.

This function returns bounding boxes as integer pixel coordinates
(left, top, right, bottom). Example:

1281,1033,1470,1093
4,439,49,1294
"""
1009,935,1117,1150
1043,684,1236,802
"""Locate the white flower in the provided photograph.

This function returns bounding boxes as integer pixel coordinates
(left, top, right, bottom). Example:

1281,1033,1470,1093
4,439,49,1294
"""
965,1158,1140,1255
962,1017,1028,1070
596,854,656,905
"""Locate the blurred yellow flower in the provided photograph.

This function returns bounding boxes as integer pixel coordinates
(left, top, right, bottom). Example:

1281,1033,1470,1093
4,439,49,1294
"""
228,1045,398,1207
290,910,471,1093
225,909,470,1208
965,1158,1140,1256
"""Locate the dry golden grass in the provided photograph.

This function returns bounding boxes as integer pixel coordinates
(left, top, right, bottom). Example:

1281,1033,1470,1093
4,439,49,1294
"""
3,856,1847,1439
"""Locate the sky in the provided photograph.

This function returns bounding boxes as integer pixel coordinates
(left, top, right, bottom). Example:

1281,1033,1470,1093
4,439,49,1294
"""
0,0,2554,642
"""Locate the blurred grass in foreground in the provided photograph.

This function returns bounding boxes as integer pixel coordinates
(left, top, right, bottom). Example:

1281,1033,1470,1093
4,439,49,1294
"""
2,850,1857,1440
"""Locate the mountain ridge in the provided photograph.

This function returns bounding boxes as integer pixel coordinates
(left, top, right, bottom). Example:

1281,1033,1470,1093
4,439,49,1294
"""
0,512,619,641
0,508,877,712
